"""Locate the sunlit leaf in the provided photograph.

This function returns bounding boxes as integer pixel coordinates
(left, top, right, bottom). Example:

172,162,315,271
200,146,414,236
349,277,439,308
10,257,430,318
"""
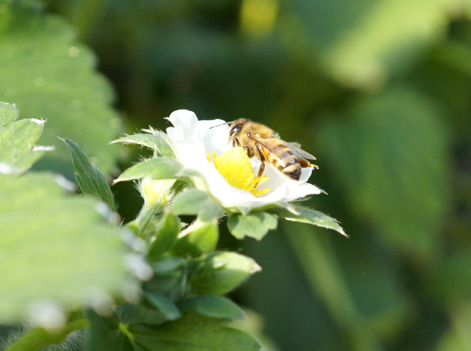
0,173,128,323
0,3,122,176
172,189,224,222
190,252,260,295
112,130,175,158
0,102,51,174
269,205,346,237
227,212,277,240
115,158,182,183
172,220,219,257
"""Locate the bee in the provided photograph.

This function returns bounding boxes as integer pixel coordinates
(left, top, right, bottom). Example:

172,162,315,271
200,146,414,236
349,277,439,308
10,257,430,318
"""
227,118,318,181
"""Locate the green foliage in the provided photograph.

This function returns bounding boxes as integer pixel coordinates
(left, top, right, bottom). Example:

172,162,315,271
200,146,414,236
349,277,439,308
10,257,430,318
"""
0,102,128,329
62,138,115,209
0,172,128,323
0,102,51,173
190,252,260,295
0,1,122,176
128,313,261,351
6,319,88,351
268,205,346,237
172,220,219,257
319,87,448,257
172,189,224,222
7,0,471,349
178,295,246,320
147,210,181,261
112,130,175,158
227,212,278,240
115,157,182,183
144,292,181,321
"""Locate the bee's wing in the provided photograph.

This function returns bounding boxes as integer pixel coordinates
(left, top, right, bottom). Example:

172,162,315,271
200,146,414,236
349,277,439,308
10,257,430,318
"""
282,140,317,160
247,134,279,155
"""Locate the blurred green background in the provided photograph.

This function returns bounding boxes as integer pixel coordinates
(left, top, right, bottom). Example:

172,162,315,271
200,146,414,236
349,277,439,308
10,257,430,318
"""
3,0,471,350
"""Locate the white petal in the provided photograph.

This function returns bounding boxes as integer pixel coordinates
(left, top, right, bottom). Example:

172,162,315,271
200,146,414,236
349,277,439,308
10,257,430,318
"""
166,110,200,141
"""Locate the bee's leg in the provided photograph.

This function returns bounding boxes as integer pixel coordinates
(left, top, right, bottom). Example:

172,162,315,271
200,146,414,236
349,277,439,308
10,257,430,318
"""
255,143,266,177
258,162,265,178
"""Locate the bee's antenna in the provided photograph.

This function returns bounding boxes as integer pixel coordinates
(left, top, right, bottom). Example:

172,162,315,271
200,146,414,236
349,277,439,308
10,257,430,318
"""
210,121,233,129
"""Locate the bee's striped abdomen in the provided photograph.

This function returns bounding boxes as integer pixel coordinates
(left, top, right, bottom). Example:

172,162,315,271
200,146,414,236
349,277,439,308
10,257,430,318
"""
261,144,302,181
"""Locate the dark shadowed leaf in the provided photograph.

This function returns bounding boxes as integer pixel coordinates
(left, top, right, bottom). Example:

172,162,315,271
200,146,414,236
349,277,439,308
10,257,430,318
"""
147,211,181,261
144,292,181,321
179,295,245,320
132,313,261,351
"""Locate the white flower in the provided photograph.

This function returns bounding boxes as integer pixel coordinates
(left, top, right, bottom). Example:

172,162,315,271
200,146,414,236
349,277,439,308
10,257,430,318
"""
166,109,322,215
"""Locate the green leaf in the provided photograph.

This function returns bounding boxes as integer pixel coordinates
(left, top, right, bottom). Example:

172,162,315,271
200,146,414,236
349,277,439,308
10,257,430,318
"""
0,102,51,174
5,319,89,351
269,205,347,237
227,212,277,240
0,4,123,176
62,138,115,209
131,313,261,351
84,310,134,351
144,292,181,321
172,220,219,257
179,295,245,320
147,211,181,261
172,189,224,222
0,173,128,323
190,252,261,295
117,304,170,326
144,257,188,301
0,101,19,127
319,87,449,257
115,158,182,183
112,130,175,158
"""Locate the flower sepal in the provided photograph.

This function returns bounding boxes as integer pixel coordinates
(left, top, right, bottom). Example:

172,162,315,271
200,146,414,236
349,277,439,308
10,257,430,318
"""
227,211,278,241
268,204,347,237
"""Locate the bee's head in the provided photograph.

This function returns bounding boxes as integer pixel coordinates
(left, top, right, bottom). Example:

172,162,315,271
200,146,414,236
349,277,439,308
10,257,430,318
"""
229,118,247,137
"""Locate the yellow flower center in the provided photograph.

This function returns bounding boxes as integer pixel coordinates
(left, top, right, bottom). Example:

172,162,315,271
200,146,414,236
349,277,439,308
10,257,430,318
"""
207,147,269,196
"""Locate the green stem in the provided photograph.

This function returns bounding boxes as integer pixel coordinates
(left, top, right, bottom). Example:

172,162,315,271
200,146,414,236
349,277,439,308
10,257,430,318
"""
118,323,139,351
6,319,89,351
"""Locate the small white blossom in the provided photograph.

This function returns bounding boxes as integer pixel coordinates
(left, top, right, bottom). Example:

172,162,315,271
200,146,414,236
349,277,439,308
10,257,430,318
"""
166,109,322,215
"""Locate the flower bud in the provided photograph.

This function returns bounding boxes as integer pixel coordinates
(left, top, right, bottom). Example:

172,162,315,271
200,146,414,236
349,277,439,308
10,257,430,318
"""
139,177,176,209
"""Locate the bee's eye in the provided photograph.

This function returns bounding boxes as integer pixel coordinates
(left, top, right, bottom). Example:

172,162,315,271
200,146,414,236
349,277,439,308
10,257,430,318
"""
230,124,242,136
